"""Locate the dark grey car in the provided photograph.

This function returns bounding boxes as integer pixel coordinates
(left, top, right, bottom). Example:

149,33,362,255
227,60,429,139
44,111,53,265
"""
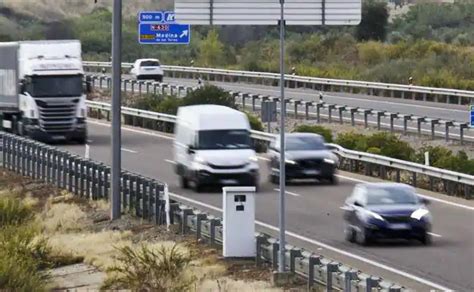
267,133,339,184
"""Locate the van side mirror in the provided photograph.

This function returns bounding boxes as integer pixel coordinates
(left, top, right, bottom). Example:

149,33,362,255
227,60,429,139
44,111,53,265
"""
187,145,195,155
354,201,362,207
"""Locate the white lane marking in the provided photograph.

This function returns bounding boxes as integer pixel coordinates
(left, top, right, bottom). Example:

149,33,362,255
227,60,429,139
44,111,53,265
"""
336,174,474,211
257,156,270,161
273,188,301,197
165,159,176,164
428,232,442,238
209,81,467,114
121,148,137,153
168,191,451,291
87,139,93,143
88,120,474,211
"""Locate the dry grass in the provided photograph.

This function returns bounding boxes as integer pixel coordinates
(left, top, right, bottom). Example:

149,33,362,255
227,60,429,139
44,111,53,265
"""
198,278,282,292
41,202,87,233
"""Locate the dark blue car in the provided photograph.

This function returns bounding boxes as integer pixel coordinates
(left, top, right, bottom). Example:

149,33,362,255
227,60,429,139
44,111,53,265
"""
342,183,432,245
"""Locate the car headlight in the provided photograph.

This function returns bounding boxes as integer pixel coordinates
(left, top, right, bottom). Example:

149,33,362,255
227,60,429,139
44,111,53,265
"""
367,210,385,221
194,156,206,164
411,208,430,220
323,158,335,164
249,155,259,162
285,159,296,165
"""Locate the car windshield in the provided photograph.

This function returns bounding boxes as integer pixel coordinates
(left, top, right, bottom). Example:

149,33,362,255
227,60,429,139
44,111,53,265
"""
28,75,83,97
366,187,418,205
140,60,160,67
198,129,251,150
286,136,326,151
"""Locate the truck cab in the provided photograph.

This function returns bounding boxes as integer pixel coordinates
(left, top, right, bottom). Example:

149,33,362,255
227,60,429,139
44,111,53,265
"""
0,40,88,144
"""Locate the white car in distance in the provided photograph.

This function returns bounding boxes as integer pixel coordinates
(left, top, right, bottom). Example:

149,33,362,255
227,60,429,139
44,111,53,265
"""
130,58,164,82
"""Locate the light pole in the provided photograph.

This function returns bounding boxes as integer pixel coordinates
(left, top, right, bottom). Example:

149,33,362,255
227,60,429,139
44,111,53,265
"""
111,0,122,220
278,0,287,273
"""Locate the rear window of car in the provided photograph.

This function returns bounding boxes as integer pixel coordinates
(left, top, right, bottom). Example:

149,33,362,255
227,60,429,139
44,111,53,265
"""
366,187,418,205
140,60,160,67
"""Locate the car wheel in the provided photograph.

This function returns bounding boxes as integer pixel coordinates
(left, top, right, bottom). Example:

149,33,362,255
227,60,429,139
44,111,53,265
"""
156,75,163,82
356,227,371,246
328,175,338,185
344,225,356,243
420,232,432,246
193,180,204,193
179,175,189,189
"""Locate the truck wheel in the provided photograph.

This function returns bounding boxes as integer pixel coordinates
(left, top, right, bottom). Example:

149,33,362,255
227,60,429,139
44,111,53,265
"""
75,136,87,145
17,121,24,136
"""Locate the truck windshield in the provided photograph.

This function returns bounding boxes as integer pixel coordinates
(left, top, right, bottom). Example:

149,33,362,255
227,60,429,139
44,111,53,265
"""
198,129,251,150
28,75,83,97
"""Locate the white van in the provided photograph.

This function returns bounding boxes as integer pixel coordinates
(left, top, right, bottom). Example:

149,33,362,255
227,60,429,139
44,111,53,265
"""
174,105,259,192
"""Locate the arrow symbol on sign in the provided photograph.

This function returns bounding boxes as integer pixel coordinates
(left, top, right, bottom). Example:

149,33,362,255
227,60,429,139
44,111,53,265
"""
180,30,188,38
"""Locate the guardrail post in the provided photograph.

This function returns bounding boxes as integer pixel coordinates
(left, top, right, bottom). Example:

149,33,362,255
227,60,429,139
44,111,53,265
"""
209,218,221,245
251,94,258,111
316,102,324,123
195,213,207,241
363,110,371,128
389,113,398,133
289,248,302,273
255,234,267,266
123,79,128,92
349,108,358,126
429,119,440,140
366,277,380,292
344,270,358,292
131,80,135,93
138,81,143,95
308,255,322,289
180,208,194,234
326,263,339,292
376,111,385,130
337,106,346,124
294,100,302,118
327,104,336,123
444,121,454,142
241,93,248,109
415,117,425,137
305,102,313,120
270,239,279,271
412,172,417,188
459,123,468,145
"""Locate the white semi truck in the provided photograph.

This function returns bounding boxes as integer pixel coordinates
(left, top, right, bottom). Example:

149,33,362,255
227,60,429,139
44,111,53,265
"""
0,40,88,143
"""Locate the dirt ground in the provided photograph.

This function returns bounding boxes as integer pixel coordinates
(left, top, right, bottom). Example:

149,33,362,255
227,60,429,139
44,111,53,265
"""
0,169,308,291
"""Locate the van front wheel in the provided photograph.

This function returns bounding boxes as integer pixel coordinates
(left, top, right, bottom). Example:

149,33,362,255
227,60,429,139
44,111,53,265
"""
179,175,189,189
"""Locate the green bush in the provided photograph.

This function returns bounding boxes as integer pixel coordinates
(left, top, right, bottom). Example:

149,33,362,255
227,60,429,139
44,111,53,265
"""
366,132,415,161
335,131,368,151
156,97,182,115
244,112,264,131
367,147,382,155
293,125,333,143
181,85,235,108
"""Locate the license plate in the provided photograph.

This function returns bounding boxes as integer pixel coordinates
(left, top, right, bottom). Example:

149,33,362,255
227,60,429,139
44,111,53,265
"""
389,223,410,230
304,169,318,175
144,68,155,71
221,179,238,185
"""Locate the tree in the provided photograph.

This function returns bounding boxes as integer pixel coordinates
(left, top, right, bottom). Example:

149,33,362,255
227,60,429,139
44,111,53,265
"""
356,0,389,41
198,29,224,67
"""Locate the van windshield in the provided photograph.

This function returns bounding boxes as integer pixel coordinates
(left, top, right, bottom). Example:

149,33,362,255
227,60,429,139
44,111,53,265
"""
197,129,251,150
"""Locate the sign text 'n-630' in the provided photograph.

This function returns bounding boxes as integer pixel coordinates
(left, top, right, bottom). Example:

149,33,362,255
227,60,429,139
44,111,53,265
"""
138,11,190,45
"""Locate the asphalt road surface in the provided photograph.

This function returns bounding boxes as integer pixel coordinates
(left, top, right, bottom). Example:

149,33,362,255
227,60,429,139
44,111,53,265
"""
59,120,474,291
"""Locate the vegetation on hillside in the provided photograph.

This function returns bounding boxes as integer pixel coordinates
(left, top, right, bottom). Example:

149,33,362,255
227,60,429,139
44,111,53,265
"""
1,1,473,89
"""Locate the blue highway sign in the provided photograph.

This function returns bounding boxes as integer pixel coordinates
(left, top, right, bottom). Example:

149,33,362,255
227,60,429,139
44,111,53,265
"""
139,23,190,44
470,105,474,128
138,11,190,45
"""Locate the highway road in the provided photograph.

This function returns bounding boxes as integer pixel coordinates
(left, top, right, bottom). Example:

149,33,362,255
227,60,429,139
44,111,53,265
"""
93,74,474,142
60,120,474,291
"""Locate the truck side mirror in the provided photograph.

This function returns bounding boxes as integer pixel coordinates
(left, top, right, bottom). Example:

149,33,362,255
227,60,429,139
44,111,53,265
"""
19,81,26,94
187,145,195,155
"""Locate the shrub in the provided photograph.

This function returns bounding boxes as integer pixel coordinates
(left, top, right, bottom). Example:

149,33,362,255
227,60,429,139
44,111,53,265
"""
0,196,33,227
335,131,368,151
181,85,235,108
244,112,264,131
366,132,415,161
128,94,163,111
367,147,382,155
156,97,182,115
103,244,195,291
293,124,333,143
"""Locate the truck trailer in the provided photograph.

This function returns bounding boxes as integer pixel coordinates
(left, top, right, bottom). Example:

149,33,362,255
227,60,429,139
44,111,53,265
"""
0,40,88,143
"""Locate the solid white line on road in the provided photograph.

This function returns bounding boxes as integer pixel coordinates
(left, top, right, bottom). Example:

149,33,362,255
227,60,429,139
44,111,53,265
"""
87,139,93,143
258,156,270,161
88,120,474,212
428,232,442,238
273,188,301,197
121,148,137,153
165,159,176,164
168,190,451,291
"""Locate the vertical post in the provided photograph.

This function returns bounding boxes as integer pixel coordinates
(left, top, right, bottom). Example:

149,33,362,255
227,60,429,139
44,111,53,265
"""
111,0,122,220
278,0,286,273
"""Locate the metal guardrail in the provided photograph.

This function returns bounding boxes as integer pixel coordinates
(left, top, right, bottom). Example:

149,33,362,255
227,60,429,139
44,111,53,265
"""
86,93,474,198
88,74,473,144
0,132,404,292
83,61,474,105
